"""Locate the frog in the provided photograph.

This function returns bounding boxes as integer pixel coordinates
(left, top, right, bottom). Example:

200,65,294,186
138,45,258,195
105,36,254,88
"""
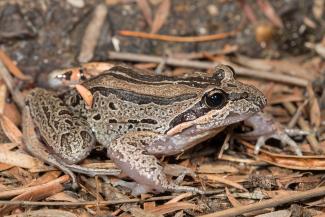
22,64,267,195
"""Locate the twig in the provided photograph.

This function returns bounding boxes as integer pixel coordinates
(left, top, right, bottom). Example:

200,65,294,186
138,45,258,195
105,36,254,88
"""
0,195,174,206
199,185,325,217
118,30,236,42
0,175,69,199
107,51,308,87
288,100,308,128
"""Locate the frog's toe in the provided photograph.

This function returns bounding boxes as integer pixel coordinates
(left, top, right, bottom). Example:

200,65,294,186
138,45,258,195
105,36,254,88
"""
253,132,303,156
167,183,204,194
112,180,154,196
277,133,303,156
254,136,267,155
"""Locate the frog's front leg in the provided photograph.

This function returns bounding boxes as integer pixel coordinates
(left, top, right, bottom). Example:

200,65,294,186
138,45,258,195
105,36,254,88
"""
106,131,203,195
239,112,307,156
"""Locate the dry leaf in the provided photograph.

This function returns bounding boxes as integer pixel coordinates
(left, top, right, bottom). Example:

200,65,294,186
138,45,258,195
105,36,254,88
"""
143,201,156,211
0,115,22,144
5,209,79,217
312,0,324,20
0,176,67,215
78,4,108,62
3,102,21,126
130,207,163,217
27,171,61,187
0,150,43,169
0,175,69,199
0,50,31,81
148,202,198,215
243,141,325,170
75,84,93,108
255,210,292,217
150,0,170,33
0,83,7,114
197,163,239,174
46,191,80,202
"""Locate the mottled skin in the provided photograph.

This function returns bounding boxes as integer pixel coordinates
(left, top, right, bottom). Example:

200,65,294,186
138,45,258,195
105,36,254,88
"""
24,65,266,194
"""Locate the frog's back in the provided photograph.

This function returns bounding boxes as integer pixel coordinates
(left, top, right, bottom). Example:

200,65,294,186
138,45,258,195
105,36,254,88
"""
63,66,215,144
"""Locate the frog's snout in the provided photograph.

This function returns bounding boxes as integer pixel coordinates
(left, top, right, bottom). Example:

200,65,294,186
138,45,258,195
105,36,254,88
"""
247,86,267,110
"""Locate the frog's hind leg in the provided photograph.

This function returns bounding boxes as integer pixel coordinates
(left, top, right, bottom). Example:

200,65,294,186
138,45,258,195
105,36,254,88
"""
106,132,203,195
23,106,121,188
23,106,79,188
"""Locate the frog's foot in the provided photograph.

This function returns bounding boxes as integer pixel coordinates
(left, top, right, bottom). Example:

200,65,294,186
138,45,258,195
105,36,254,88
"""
164,164,197,185
239,112,307,156
106,132,203,195
112,180,156,196
254,132,303,156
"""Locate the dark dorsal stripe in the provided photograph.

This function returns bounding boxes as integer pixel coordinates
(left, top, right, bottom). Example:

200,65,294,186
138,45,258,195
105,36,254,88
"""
85,66,221,88
91,87,197,105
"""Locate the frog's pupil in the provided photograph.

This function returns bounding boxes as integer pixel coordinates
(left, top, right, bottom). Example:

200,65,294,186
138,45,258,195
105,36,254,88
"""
205,92,225,108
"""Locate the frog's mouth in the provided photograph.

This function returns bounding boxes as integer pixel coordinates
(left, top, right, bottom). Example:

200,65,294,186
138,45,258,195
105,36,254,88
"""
166,110,257,136
193,111,257,134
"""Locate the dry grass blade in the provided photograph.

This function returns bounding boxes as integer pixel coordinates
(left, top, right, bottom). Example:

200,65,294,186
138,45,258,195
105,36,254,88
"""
225,187,242,207
257,0,284,28
283,102,321,153
307,83,321,128
137,0,153,27
238,0,257,23
165,192,193,204
151,0,170,34
198,174,247,192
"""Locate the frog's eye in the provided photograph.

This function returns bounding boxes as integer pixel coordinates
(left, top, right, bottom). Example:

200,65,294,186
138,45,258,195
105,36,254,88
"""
204,90,227,108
